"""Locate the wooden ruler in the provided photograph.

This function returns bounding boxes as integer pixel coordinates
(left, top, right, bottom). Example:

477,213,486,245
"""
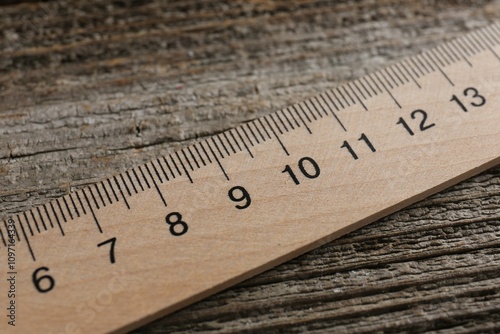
1,24,500,334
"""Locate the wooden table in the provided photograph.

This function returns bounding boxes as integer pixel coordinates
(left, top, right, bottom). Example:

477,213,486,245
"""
1,1,499,332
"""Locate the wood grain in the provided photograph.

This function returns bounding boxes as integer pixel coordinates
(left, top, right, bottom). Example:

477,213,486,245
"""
1,1,499,333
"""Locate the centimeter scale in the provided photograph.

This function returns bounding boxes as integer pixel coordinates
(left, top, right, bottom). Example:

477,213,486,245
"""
1,24,500,333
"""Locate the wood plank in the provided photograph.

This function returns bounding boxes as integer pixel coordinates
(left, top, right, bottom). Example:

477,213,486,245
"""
1,1,499,333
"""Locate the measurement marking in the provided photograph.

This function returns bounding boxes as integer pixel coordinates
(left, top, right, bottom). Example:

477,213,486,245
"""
389,65,407,85
382,68,400,87
297,102,314,123
298,100,323,121
87,187,101,210
283,107,307,132
156,158,172,180
392,65,408,84
193,146,207,167
316,94,340,121
423,51,454,86
410,57,428,76
150,160,165,182
270,113,286,133
175,151,193,183
49,201,65,236
455,37,473,58
162,157,177,179
113,176,130,209
330,89,345,109
404,58,423,77
475,30,500,61
336,87,350,106
317,94,347,131
137,165,151,189
292,103,312,126
94,184,107,207
32,208,46,231
107,179,120,203
216,134,231,156
181,149,195,171
262,116,289,156
335,87,350,106
351,80,368,99
280,109,296,130
187,147,202,168
239,126,255,146
275,112,290,132
17,215,35,261
234,127,254,158
27,211,39,234
456,35,475,55
291,105,312,134
304,98,323,119
119,173,133,196
356,78,373,98
251,121,268,142
471,29,490,49
169,153,183,177
119,173,132,197
101,181,114,204
341,86,356,105
483,26,500,45
62,196,74,220
125,170,139,193
365,72,384,95
82,188,103,233
144,163,168,206
347,82,368,111
198,141,213,164
219,133,234,156
431,48,449,66
245,123,261,144
414,54,432,74
370,72,402,109
228,130,243,153
204,140,229,181
68,193,80,218
361,75,380,95
398,61,421,88
452,40,473,66
440,43,460,63
436,65,455,86
283,108,299,129
379,69,395,89
42,204,54,228
131,168,146,190
35,207,48,230
222,132,237,154
23,212,35,235
464,34,482,53
484,26,500,46
75,191,87,215
432,48,451,66
256,118,272,140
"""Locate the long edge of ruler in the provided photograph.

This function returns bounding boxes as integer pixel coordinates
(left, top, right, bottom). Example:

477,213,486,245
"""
1,22,500,259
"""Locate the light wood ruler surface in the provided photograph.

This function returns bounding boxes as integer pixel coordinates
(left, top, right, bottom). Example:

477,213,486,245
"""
1,24,500,334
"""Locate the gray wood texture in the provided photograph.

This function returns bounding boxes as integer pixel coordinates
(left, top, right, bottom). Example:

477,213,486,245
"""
1,0,499,332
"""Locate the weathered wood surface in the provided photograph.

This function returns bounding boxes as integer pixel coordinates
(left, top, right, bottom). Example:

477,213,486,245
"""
1,0,499,332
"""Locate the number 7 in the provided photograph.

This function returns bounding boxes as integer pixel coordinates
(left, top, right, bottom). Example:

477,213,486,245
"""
97,237,117,264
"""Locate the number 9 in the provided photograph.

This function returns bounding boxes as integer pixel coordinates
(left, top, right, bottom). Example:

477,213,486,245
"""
228,186,252,210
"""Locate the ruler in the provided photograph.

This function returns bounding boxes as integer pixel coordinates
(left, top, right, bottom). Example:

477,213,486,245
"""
1,24,500,333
